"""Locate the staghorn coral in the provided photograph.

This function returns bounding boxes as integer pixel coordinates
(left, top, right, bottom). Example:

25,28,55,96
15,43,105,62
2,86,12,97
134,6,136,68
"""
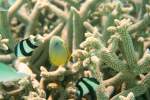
1,0,150,100
119,92,135,100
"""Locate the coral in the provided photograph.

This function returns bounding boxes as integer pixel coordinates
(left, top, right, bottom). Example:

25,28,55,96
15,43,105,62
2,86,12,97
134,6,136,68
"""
1,0,150,100
119,92,135,100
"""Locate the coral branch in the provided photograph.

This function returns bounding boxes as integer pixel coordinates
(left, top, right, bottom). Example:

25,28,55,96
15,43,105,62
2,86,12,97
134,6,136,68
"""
111,85,147,100
0,10,15,51
117,23,137,69
0,53,16,63
79,0,102,19
128,14,150,33
100,48,127,72
47,2,68,20
104,72,124,87
8,0,25,19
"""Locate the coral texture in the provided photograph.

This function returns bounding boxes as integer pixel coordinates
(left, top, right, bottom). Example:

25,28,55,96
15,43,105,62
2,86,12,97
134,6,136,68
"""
0,0,150,100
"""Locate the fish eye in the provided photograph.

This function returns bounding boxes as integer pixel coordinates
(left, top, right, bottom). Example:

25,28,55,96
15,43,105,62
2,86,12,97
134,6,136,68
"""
54,42,59,46
54,41,62,47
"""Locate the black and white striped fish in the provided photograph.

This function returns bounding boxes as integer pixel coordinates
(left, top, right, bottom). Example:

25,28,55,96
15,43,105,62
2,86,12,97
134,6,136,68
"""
15,37,38,57
76,77,99,100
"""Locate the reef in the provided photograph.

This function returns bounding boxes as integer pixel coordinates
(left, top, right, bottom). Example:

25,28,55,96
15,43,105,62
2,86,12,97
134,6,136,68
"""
0,0,150,100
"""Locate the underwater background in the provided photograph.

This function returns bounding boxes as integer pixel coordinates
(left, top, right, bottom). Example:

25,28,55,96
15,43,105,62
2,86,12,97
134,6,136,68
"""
0,0,150,100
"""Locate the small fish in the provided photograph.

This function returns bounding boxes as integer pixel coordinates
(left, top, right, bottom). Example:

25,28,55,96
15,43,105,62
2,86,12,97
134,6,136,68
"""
0,63,28,82
49,36,70,66
76,77,99,100
15,37,38,57
15,36,70,66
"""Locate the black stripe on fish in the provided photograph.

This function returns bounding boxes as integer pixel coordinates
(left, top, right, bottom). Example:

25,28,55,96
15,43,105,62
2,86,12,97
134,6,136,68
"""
76,80,84,98
20,40,33,56
15,38,38,57
15,43,18,56
26,38,38,49
82,78,97,100
87,77,99,84
76,77,99,100
15,44,19,56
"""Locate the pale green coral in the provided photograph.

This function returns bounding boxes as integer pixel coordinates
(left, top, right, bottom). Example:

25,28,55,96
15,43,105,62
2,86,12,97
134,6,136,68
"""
1,0,150,100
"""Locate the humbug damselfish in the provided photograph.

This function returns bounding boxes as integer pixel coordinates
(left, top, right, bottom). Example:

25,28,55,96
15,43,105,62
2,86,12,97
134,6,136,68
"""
15,37,38,57
76,77,100,100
